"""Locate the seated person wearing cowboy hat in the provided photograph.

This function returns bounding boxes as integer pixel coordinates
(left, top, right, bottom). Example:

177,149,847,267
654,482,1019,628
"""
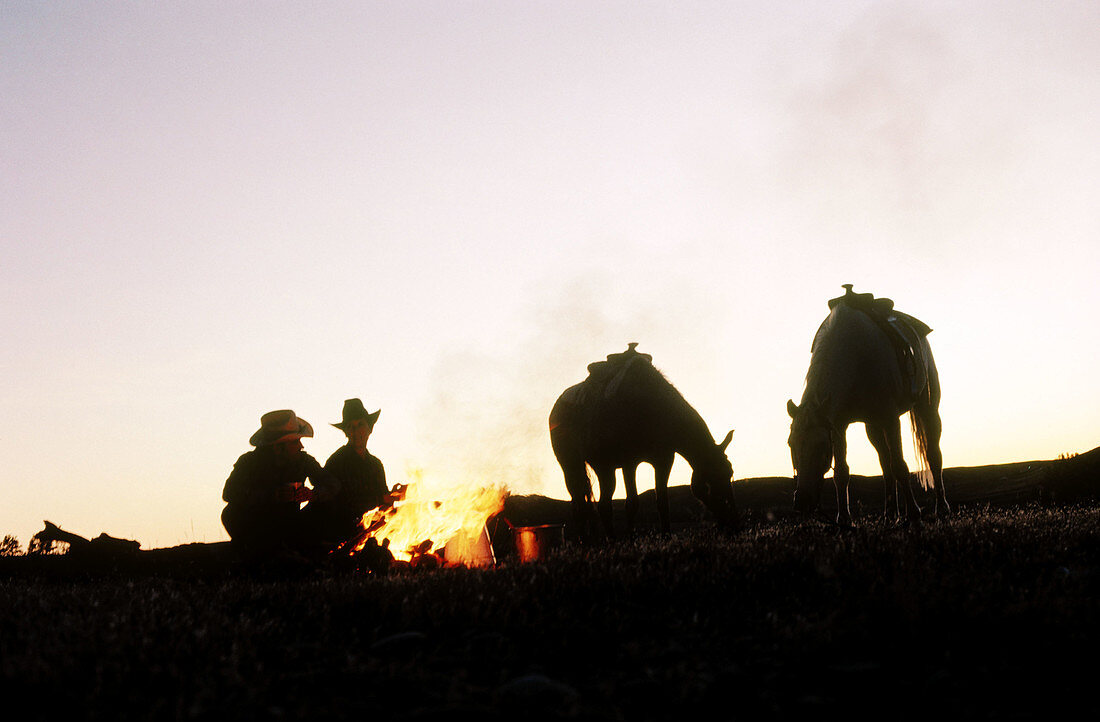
309,398,389,547
221,410,339,555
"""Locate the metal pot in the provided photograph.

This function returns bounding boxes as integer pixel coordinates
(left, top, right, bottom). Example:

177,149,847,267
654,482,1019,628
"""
442,524,496,568
513,523,564,562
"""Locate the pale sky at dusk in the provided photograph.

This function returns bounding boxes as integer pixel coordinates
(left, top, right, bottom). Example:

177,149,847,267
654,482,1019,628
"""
3,2,1097,548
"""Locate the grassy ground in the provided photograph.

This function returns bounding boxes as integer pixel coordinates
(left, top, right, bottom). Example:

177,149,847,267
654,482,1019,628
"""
1,503,1096,721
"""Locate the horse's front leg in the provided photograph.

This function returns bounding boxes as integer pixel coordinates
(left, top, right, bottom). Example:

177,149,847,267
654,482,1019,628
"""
593,466,617,540
653,456,674,534
883,417,921,524
831,430,852,526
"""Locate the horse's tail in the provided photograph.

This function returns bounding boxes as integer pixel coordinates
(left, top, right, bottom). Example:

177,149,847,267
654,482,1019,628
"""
909,410,934,491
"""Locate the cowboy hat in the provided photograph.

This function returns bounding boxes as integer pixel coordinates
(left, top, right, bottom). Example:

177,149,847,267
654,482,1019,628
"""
249,410,314,446
332,398,380,431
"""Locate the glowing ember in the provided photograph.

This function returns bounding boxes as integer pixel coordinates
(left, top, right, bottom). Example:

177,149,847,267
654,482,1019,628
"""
347,477,507,568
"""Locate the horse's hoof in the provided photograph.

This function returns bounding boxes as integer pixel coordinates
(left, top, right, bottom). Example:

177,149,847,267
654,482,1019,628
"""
717,513,741,531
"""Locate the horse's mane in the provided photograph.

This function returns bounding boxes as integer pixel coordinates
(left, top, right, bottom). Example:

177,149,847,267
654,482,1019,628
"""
580,349,697,421
616,353,684,402
622,357,714,441
629,354,670,384
567,346,709,440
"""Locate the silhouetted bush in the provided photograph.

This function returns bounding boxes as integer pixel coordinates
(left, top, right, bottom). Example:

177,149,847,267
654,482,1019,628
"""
0,535,20,556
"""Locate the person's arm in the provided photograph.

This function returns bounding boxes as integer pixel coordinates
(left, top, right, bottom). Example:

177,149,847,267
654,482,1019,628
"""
305,454,341,501
223,454,264,505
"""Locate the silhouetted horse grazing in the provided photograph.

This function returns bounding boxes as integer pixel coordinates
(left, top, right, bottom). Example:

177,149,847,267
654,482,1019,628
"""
787,285,949,525
550,343,737,538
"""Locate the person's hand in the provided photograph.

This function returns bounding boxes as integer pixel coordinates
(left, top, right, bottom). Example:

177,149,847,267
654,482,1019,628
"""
380,484,406,510
275,484,313,504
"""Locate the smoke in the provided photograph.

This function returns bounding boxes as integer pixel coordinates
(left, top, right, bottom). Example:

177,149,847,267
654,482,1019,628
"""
411,270,728,498
774,4,1020,256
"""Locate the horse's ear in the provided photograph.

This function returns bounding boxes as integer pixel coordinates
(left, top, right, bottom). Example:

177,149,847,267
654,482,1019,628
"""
719,430,733,452
787,399,799,418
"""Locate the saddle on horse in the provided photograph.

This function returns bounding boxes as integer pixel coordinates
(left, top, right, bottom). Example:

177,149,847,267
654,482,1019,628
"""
585,342,653,399
555,343,655,413
827,285,933,400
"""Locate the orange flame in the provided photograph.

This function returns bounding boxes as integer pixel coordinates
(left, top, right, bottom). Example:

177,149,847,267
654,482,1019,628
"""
350,476,507,567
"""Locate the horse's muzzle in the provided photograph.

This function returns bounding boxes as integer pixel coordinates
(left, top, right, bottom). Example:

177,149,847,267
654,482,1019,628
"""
792,482,821,514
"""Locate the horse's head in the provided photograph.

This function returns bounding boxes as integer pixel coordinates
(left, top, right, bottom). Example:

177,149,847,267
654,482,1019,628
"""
787,400,832,515
690,430,739,528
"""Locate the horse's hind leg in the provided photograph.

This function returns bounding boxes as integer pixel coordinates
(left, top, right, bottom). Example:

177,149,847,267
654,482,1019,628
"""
882,416,921,523
914,402,950,516
593,465,618,540
551,427,594,540
653,456,674,534
622,464,640,536
866,423,901,522
559,460,595,540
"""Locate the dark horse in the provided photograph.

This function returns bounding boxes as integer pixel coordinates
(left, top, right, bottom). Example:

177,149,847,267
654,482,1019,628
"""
787,286,949,525
550,343,737,538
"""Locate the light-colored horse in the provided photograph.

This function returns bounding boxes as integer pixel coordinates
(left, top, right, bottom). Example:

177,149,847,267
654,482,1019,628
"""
787,291,949,525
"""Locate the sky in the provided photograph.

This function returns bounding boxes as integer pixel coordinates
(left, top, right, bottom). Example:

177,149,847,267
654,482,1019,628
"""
2,1,1097,548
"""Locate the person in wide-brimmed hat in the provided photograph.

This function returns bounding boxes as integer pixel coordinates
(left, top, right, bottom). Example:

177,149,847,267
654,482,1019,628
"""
221,410,339,556
307,399,388,546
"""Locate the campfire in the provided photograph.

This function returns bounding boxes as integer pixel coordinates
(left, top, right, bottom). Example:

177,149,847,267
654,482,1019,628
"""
339,476,507,572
